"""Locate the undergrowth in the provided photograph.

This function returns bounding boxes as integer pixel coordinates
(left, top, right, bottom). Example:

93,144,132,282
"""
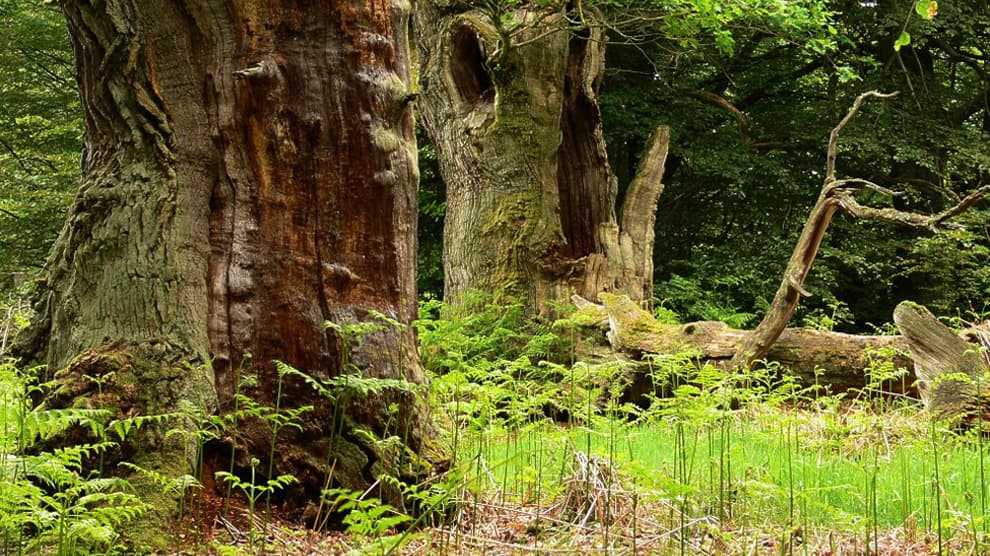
2,293,990,555
0,362,147,555
414,296,990,555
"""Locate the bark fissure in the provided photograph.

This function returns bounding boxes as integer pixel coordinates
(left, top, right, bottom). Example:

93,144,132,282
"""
311,149,334,372
211,139,238,396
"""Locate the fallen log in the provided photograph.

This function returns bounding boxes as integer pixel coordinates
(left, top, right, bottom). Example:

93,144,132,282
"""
894,301,990,422
570,293,914,399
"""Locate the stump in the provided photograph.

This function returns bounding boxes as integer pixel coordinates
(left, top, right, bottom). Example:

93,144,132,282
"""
894,301,990,422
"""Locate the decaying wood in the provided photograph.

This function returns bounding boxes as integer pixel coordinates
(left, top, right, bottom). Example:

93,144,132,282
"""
728,91,897,371
894,301,990,421
573,294,913,398
415,3,669,311
615,126,671,302
729,90,989,370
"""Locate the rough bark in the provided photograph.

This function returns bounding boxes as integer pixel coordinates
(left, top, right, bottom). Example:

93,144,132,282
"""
15,0,432,524
573,294,914,401
414,3,668,311
894,301,990,422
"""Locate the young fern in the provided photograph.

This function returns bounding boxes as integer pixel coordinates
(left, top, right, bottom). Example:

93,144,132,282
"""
215,459,297,552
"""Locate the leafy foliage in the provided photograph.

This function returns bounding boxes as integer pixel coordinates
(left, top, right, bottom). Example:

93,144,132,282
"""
0,0,79,284
417,129,445,299
601,0,990,328
0,363,146,555
417,292,574,375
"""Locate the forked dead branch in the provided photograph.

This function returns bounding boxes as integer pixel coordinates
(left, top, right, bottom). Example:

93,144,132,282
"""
729,90,990,371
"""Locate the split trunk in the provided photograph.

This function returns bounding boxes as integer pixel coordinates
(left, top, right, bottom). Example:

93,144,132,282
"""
414,3,669,311
894,301,990,422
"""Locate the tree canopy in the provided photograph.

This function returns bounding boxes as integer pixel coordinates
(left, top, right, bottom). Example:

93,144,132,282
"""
3,0,989,329
598,0,990,327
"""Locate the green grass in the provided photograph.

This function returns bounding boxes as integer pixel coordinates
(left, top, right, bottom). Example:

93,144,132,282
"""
430,352,990,553
0,361,21,452
473,409,988,530
416,299,990,553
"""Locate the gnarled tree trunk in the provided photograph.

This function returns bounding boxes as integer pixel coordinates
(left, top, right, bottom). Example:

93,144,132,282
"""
414,3,668,311
16,0,431,523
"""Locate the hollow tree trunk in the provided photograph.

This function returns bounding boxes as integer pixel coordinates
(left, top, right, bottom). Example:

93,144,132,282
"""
16,0,430,519
414,3,668,311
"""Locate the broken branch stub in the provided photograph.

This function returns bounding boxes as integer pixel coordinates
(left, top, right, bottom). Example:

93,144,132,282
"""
894,301,990,423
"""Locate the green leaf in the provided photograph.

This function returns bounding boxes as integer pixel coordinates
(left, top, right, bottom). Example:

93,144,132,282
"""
894,31,911,51
714,30,735,56
915,0,938,20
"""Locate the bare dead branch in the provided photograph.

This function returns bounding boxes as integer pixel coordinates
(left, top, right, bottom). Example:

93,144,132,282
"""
687,91,798,151
826,90,898,181
837,195,958,231
838,184,989,231
933,185,990,224
845,151,963,202
734,88,988,372
828,178,902,197
618,126,671,301
689,91,753,140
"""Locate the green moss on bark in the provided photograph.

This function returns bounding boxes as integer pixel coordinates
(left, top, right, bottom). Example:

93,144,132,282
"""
47,341,216,551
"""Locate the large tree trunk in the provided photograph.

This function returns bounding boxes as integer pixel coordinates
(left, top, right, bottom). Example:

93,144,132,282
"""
16,0,431,523
414,3,668,311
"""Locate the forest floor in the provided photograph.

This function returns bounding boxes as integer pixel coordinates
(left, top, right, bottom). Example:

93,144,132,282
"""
193,502,956,556
5,300,989,555
180,399,985,556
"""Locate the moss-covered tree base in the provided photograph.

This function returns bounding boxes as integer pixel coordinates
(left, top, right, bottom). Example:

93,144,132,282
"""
41,341,216,551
